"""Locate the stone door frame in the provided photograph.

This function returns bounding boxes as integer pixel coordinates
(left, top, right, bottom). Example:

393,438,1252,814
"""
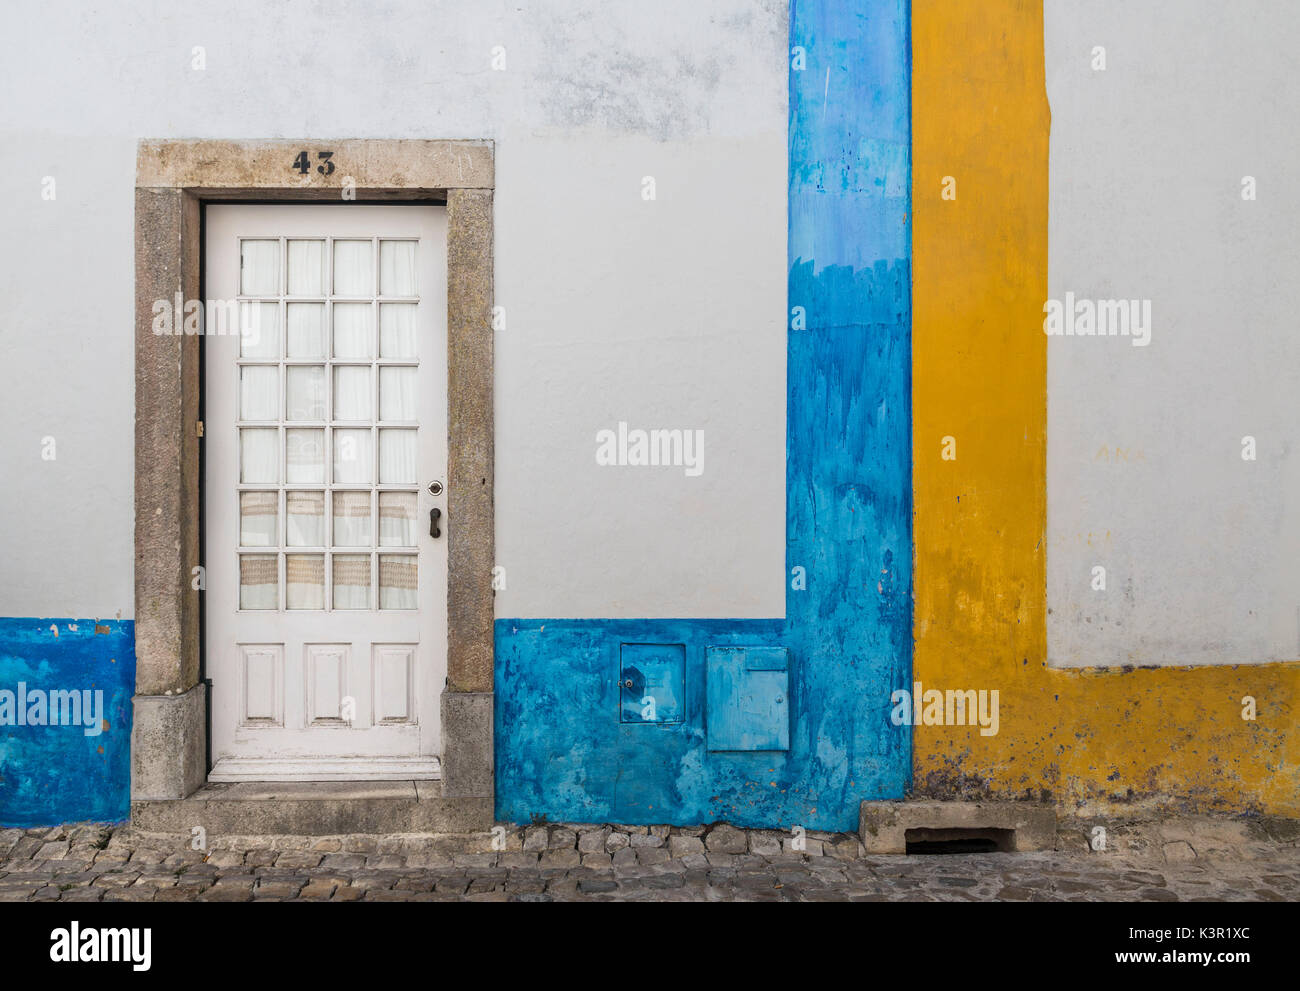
131,139,494,812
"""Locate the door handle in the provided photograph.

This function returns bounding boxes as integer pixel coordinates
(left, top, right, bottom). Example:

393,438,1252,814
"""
429,507,442,538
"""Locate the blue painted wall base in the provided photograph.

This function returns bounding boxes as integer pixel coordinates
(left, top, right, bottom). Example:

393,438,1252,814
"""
495,0,913,832
0,619,135,827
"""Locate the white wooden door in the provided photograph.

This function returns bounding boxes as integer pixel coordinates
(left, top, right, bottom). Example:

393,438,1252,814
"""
204,204,447,781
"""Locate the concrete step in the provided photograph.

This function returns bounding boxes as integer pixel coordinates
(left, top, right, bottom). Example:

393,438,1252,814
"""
130,780,493,835
859,800,1057,854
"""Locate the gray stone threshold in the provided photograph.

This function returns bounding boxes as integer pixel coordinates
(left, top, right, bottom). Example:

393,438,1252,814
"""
859,800,1058,853
131,781,493,835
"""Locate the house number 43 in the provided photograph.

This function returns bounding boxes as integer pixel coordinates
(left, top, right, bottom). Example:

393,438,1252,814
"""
292,150,335,176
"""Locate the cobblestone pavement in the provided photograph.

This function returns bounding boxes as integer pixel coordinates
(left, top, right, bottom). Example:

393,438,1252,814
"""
2,823,1297,902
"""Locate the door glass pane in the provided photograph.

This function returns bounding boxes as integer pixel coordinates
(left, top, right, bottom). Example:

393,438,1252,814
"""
239,366,278,421
380,555,418,609
240,240,280,296
379,304,417,358
333,240,373,296
239,492,278,547
333,366,371,421
286,491,325,546
333,491,372,547
378,429,416,484
285,428,325,483
228,223,430,618
333,554,371,609
286,365,326,421
379,366,416,421
240,428,278,483
240,302,279,358
379,240,416,296
287,239,326,295
333,429,373,483
239,554,278,609
286,554,325,609
378,492,417,546
333,303,372,359
286,303,326,358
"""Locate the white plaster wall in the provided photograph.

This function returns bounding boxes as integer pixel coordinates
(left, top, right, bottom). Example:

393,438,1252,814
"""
0,0,789,620
1046,1,1300,665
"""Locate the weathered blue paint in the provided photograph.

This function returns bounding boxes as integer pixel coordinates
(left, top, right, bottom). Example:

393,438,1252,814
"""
0,619,135,827
705,647,790,752
495,0,912,831
620,643,686,724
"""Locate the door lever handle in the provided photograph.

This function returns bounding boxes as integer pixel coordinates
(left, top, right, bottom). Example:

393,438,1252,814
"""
429,507,442,538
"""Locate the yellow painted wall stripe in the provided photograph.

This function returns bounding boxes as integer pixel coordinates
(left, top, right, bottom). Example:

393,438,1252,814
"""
912,0,1299,815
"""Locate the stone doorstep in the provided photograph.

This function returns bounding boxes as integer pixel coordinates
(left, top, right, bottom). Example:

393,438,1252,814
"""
859,800,1058,854
130,781,493,836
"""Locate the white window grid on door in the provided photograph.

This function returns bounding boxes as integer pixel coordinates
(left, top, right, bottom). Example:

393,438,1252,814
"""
233,234,421,612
